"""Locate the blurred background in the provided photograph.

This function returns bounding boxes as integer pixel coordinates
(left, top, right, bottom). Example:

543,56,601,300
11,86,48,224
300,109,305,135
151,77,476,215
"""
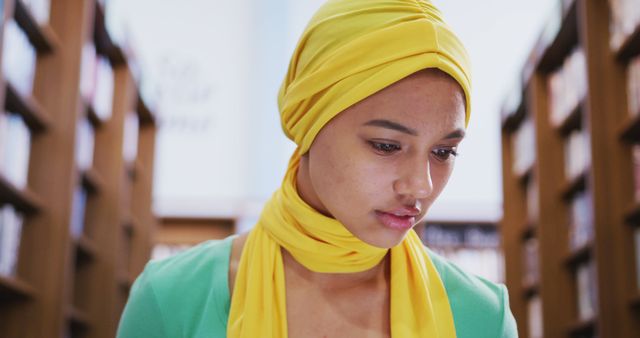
1,0,639,337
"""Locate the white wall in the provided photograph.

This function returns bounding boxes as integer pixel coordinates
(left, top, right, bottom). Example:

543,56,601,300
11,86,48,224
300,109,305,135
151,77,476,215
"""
107,0,556,226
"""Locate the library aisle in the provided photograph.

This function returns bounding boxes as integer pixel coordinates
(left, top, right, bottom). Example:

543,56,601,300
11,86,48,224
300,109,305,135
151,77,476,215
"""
501,0,640,337
0,0,157,337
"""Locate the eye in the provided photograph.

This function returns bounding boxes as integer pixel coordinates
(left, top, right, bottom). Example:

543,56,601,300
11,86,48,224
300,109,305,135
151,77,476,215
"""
432,148,459,162
368,141,401,155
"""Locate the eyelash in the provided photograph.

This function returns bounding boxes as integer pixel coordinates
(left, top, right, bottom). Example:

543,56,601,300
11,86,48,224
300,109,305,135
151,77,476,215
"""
367,141,459,161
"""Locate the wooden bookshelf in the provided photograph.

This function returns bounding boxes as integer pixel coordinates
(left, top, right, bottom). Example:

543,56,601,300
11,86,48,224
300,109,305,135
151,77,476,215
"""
0,1,158,338
500,0,640,337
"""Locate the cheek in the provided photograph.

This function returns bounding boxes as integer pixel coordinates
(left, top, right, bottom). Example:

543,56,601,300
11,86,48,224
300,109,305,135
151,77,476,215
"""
429,162,456,196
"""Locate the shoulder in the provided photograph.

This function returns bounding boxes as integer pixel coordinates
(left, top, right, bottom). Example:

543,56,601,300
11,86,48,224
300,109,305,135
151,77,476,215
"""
426,247,519,338
117,237,234,338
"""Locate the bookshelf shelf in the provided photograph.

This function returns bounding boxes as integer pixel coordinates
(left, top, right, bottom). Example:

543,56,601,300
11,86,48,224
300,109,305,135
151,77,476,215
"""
615,23,640,62
93,2,125,65
619,113,640,143
5,80,51,133
74,235,98,265
13,0,58,54
521,222,536,241
631,293,640,309
624,201,640,225
66,305,92,330
117,271,133,291
0,174,43,214
84,100,105,129
556,101,583,136
501,101,526,133
81,168,105,194
522,281,539,299
537,0,578,72
561,170,587,201
137,93,156,126
567,316,596,337
0,275,36,301
564,241,593,267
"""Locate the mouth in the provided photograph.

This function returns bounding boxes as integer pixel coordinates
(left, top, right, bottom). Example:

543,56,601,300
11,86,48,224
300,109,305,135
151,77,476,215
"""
374,210,417,231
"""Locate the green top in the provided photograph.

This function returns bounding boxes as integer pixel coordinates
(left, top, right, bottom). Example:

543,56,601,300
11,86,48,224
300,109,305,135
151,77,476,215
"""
117,236,519,337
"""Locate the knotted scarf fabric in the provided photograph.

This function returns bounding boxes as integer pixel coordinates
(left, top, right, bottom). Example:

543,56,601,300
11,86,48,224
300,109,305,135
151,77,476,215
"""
228,0,471,337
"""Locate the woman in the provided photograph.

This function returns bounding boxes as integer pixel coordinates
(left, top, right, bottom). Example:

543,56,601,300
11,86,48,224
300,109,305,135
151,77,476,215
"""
117,0,518,337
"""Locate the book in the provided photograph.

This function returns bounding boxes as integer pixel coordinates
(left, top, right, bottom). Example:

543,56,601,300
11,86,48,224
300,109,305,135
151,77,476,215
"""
512,117,535,177
79,42,98,105
422,223,502,282
2,19,37,98
568,191,594,250
0,204,24,277
609,0,640,50
0,113,32,189
69,186,88,238
75,118,95,171
633,145,640,201
628,56,640,118
527,295,543,338
549,48,587,127
635,227,640,290
576,261,598,320
22,0,51,25
93,56,114,120
564,130,591,182
526,174,539,224
122,112,139,164
523,237,540,286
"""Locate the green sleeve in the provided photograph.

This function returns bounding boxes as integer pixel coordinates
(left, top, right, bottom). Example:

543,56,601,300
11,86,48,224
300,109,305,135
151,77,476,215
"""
116,266,169,338
499,284,519,338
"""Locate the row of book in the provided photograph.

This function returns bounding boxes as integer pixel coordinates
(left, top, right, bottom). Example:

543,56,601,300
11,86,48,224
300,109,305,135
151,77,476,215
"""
422,224,502,282
526,174,539,224
610,0,640,50
568,191,594,251
69,186,88,238
635,227,640,290
564,130,591,182
0,112,31,189
548,48,587,128
0,204,24,277
527,295,543,338
123,112,139,164
21,0,51,25
633,146,640,202
2,20,37,98
80,42,115,121
576,261,598,321
422,223,501,249
75,118,95,172
523,237,540,287
628,56,640,118
512,117,535,177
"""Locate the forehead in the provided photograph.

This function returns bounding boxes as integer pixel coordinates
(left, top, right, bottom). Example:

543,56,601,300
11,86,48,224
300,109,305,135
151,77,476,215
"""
336,69,467,132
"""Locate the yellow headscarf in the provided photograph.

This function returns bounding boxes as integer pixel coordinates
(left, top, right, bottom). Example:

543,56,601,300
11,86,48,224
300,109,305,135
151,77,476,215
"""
228,0,471,337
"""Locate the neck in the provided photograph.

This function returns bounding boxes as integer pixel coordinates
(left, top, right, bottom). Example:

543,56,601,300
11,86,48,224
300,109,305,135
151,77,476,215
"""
281,247,390,291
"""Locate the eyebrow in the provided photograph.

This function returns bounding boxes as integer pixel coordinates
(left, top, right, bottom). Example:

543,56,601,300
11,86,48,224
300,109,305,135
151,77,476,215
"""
362,119,466,139
363,119,418,136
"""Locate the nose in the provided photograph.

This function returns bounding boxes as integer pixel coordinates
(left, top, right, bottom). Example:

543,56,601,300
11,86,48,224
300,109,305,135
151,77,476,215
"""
393,157,433,200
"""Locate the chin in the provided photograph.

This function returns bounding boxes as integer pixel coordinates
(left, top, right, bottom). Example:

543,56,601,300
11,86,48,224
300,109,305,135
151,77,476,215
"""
359,227,413,249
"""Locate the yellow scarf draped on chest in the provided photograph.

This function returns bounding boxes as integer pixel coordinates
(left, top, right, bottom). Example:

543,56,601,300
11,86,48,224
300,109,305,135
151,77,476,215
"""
228,0,472,337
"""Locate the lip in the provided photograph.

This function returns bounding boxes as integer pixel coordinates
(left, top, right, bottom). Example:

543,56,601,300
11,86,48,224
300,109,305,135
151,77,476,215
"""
375,210,417,231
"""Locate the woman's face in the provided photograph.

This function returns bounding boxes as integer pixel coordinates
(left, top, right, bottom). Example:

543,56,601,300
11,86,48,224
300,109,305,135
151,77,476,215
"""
296,69,467,248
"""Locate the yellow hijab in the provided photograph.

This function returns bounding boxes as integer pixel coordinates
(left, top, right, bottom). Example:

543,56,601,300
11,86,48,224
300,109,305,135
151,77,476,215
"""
228,0,471,337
